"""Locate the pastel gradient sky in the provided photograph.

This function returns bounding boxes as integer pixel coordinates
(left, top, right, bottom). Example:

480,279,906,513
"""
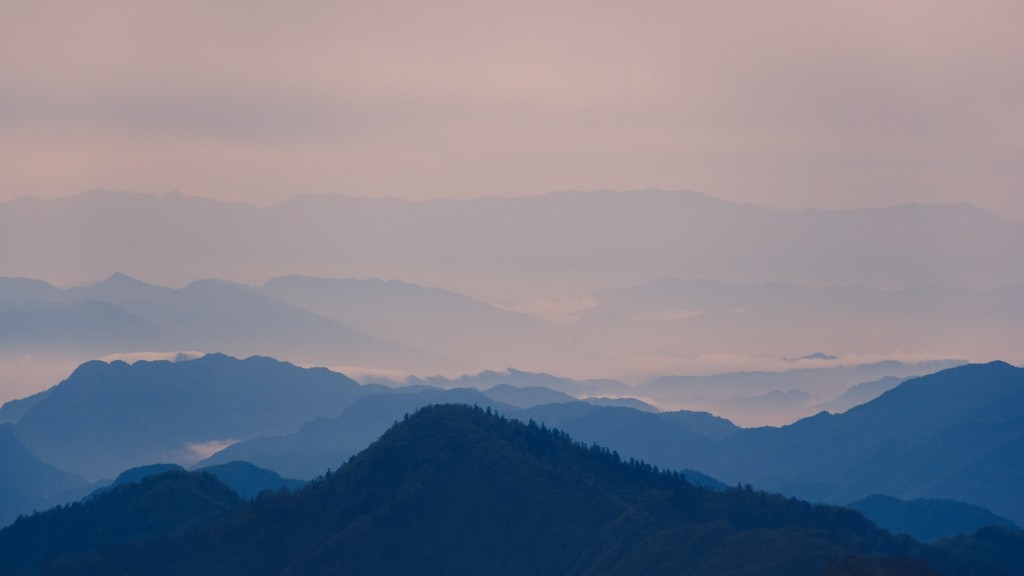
2,1,1022,218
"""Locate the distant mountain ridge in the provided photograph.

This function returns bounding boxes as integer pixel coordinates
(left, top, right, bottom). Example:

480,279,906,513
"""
637,359,963,425
255,276,563,370
1,270,1003,411
3,189,1022,300
0,274,450,374
816,376,907,414
391,367,634,398
4,187,1020,404
575,277,1020,382
9,354,384,480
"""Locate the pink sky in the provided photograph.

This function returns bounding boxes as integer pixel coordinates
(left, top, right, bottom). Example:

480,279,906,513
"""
1,1,1022,218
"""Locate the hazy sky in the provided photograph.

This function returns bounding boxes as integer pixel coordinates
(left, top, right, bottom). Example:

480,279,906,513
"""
2,1,1022,218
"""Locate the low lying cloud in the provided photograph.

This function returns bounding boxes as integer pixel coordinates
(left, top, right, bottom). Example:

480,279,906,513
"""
502,296,599,326
97,351,206,364
615,351,965,383
181,439,238,464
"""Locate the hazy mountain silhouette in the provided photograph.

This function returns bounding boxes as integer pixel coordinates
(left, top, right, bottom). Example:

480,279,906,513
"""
695,362,1024,524
3,189,1023,302
257,275,567,371
817,376,906,414
638,360,961,426
86,274,451,371
640,360,961,399
578,396,660,412
0,277,65,305
9,405,1024,575
785,352,839,362
572,277,1017,382
393,368,634,398
9,354,385,481
3,188,1020,396
0,274,452,378
0,300,174,354
710,388,815,411
0,272,989,410
478,383,577,407
377,369,648,409
848,494,1020,543
383,370,655,412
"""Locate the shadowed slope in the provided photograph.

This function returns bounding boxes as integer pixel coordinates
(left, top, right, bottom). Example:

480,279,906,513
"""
0,470,244,575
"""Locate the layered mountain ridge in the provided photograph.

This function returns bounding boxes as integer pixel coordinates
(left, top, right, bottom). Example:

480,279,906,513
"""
2,355,1022,534
5,404,1022,575
4,189,1022,298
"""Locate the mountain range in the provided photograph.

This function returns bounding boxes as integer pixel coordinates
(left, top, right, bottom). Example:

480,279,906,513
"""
3,354,1022,536
255,275,566,371
3,188,1022,421
199,360,1024,526
0,273,450,377
3,189,1023,376
8,354,382,481
2,272,975,426
4,189,1024,301
4,404,1022,575
637,360,962,425
572,277,1019,380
